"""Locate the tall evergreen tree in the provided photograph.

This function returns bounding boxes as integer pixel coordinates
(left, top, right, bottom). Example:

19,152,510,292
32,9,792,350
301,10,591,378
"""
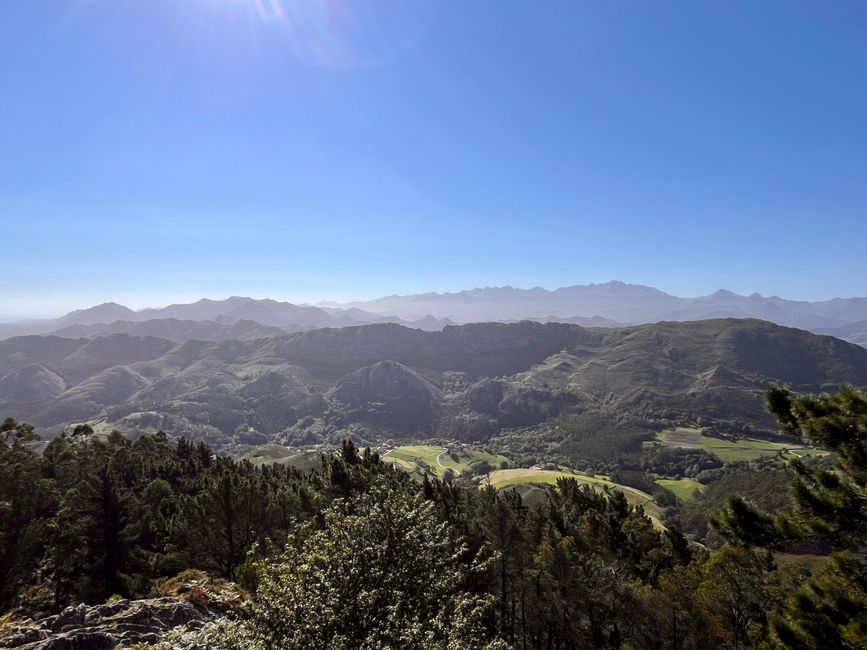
0,420,54,610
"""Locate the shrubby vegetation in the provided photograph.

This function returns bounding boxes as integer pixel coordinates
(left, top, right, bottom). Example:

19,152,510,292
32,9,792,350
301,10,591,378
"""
671,460,794,545
637,445,724,478
1,385,866,648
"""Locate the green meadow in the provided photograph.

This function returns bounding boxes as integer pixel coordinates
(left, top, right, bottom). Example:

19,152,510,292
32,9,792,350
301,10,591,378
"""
656,477,705,500
483,468,664,528
654,428,822,463
383,444,508,479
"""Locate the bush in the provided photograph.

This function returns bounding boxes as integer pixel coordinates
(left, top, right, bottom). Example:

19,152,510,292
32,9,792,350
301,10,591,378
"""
178,487,504,649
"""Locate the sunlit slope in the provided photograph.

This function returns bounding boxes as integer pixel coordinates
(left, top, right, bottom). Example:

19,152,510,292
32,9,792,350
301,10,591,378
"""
483,468,664,527
384,445,508,479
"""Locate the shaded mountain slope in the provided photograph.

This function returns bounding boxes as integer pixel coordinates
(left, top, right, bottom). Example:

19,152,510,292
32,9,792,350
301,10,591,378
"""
51,318,286,342
0,297,453,342
0,320,864,453
328,360,442,432
0,364,66,404
816,319,867,349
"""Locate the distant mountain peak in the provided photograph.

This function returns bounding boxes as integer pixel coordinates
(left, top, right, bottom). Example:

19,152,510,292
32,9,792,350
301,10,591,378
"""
709,289,740,299
66,301,130,313
3,284,867,349
59,302,138,327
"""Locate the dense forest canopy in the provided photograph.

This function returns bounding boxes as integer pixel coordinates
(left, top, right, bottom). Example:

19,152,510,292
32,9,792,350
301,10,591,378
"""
1,384,865,648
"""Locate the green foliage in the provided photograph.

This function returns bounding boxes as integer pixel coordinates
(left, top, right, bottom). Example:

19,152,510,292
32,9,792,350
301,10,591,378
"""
674,460,792,543
0,423,54,610
695,545,771,646
716,386,867,549
4,394,867,649
772,551,867,649
0,417,38,445
556,412,651,462
0,424,409,612
213,487,500,649
714,386,867,648
609,468,658,494
639,444,724,478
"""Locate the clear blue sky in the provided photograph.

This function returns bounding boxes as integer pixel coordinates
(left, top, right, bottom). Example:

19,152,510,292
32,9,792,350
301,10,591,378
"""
1,0,865,319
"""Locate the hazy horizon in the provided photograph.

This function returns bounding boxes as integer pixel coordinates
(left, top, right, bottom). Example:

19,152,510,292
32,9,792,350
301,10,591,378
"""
2,1,865,320
5,279,867,323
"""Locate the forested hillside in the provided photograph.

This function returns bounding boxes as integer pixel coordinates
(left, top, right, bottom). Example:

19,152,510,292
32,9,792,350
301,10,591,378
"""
1,383,865,648
0,319,865,461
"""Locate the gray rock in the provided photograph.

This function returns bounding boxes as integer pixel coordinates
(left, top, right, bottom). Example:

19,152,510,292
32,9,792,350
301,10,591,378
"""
0,597,214,649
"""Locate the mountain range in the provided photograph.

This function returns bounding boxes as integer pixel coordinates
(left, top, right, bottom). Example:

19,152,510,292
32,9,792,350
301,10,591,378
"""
0,297,453,342
1,319,865,460
328,282,867,333
2,282,866,347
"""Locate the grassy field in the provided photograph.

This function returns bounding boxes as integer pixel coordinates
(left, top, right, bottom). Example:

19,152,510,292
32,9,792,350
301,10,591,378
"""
483,468,607,490
483,468,664,528
241,443,295,464
240,445,323,472
656,477,705,500
384,445,508,480
654,428,821,463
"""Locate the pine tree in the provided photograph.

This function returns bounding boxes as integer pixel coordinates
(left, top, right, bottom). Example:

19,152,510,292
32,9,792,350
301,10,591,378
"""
0,422,54,610
714,385,867,648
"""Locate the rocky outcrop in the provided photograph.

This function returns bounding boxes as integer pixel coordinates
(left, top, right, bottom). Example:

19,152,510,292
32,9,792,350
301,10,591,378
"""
0,597,212,649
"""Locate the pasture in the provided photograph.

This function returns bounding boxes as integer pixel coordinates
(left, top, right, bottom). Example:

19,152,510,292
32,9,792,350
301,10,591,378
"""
483,468,664,528
656,477,705,500
384,444,508,479
654,428,820,463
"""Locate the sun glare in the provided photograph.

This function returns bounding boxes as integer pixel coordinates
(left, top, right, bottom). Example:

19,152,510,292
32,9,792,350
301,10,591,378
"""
205,0,427,68
207,0,355,66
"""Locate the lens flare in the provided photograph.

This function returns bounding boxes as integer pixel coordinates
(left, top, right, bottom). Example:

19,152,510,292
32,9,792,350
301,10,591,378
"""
213,0,430,68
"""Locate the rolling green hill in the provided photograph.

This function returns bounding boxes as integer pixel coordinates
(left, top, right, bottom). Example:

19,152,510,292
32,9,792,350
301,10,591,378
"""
383,444,508,479
483,468,664,526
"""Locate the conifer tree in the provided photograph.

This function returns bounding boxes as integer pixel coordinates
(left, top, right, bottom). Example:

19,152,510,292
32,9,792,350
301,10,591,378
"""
714,385,867,648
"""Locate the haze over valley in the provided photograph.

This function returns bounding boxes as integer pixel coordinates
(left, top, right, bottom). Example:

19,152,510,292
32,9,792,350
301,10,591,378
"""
4,281,867,347
4,281,866,455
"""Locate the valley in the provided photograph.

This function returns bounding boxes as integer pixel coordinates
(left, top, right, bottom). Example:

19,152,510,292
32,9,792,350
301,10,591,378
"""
1,319,864,465
2,313,863,650
5,0,865,644
2,313,864,647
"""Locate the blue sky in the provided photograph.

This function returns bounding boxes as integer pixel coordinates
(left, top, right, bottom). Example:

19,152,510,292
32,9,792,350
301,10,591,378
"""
1,0,865,319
